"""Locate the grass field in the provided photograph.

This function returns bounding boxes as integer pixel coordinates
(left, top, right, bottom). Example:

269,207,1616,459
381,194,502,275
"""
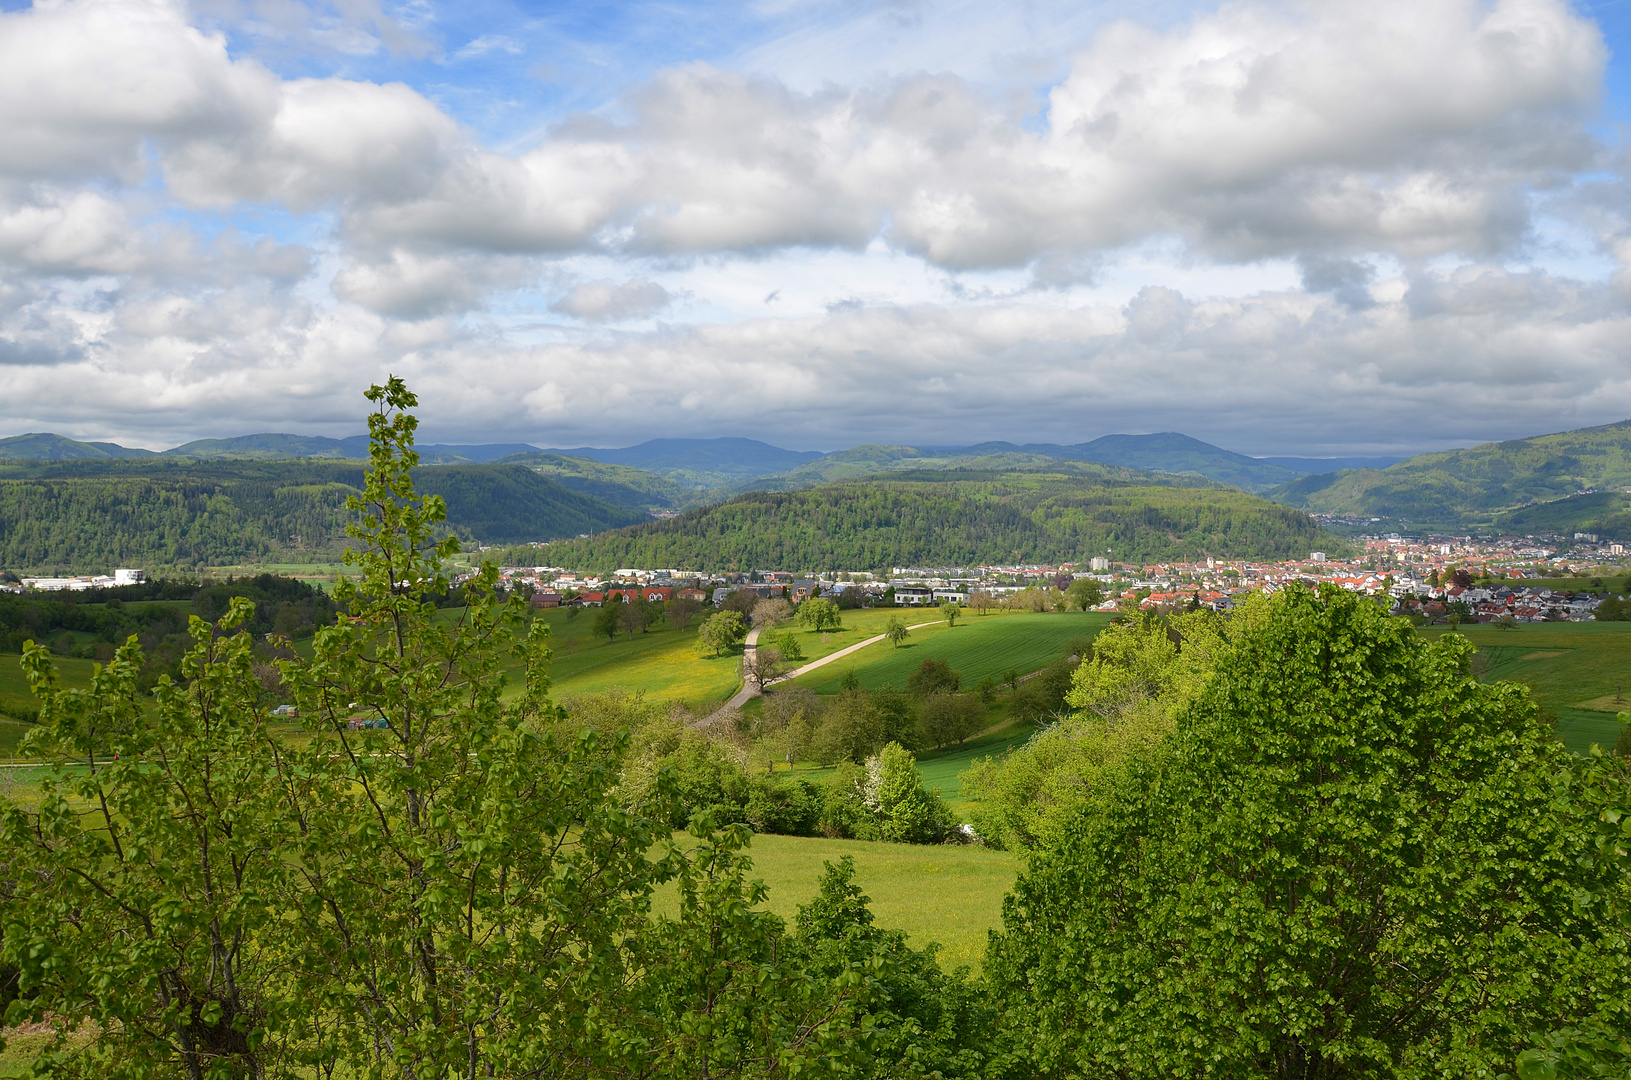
788,612,1110,694
0,653,97,755
527,608,742,707
916,719,1040,806
659,831,1020,971
1421,622,1631,754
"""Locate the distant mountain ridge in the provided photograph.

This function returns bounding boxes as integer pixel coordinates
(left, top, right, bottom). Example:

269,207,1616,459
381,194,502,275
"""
0,432,546,465
540,437,825,490
1271,418,1631,532
1,429,1401,495
0,433,158,460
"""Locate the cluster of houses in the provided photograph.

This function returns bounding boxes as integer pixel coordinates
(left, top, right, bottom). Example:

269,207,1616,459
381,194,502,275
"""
476,530,1630,625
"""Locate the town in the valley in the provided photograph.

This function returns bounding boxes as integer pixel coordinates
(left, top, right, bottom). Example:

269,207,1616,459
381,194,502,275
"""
482,527,1631,626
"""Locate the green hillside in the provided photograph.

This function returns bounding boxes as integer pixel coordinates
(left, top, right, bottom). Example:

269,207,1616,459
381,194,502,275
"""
1050,432,1301,491
0,433,156,460
498,452,688,508
1273,418,1631,527
0,460,648,573
507,471,1341,572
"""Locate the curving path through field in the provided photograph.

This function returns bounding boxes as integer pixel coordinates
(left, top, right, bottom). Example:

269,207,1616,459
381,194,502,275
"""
704,617,944,724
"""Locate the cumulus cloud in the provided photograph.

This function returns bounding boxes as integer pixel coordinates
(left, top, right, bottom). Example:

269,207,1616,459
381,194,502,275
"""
331,250,535,317
549,279,672,321
4,257,1628,453
6,0,1604,272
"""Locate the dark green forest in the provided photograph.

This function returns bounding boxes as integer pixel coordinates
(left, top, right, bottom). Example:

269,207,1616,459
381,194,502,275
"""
1272,417,1631,528
0,460,649,572
504,471,1342,572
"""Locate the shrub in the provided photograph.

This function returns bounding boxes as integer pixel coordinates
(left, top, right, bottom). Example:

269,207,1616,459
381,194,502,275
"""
866,742,954,844
744,777,823,836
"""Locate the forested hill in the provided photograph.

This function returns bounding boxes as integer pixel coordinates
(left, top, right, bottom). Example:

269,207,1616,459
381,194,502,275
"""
1272,418,1631,528
0,460,648,573
503,472,1341,572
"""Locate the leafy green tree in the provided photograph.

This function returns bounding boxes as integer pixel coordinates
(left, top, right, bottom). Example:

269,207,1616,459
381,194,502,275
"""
989,586,1611,1078
811,688,885,765
594,592,624,641
964,609,1228,850
2,603,295,1079
918,691,984,747
885,615,910,648
907,657,961,696
1065,577,1104,610
940,601,962,627
618,595,649,638
773,629,805,663
797,597,842,632
1514,741,1631,1079
696,609,746,657
270,379,695,1078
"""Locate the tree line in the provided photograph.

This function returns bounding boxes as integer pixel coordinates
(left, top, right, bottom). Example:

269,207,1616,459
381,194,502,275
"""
1,383,1626,1079
497,473,1343,573
0,460,647,573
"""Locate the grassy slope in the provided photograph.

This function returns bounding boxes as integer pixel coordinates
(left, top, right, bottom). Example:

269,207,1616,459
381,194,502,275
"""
528,608,743,706
1421,622,1631,754
658,832,1019,971
786,612,1111,694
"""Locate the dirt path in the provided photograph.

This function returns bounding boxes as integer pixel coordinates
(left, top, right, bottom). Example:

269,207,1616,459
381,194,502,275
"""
701,617,944,725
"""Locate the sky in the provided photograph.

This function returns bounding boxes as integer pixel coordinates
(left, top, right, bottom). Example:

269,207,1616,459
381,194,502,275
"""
1,0,1630,456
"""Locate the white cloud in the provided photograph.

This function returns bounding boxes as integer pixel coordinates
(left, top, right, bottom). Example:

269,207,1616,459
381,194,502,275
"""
0,0,278,182
4,258,1628,454
331,249,534,317
454,34,522,60
549,278,672,321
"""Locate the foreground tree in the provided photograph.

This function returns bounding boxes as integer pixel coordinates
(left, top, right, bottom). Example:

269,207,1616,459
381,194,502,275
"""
989,585,1621,1079
269,379,699,1077
2,603,295,1079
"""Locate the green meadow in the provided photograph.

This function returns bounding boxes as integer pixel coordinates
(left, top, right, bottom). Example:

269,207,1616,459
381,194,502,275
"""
660,831,1020,971
1422,621,1631,754
533,608,742,706
787,611,1111,694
